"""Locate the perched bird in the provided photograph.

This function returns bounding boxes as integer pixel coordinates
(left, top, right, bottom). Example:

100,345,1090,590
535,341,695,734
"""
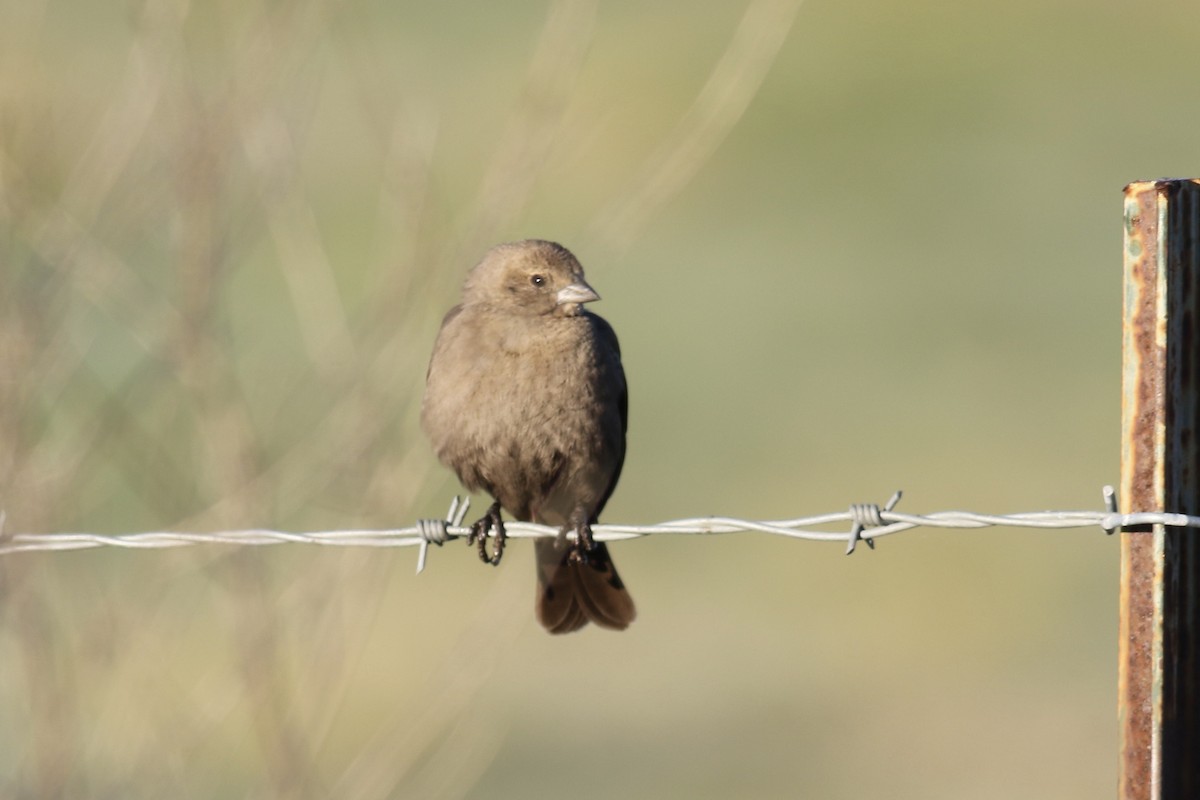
421,240,635,633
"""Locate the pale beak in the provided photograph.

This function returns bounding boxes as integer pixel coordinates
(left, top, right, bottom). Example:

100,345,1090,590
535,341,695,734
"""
556,280,600,305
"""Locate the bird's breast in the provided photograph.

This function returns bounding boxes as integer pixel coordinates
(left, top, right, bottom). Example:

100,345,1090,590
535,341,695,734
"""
422,313,616,506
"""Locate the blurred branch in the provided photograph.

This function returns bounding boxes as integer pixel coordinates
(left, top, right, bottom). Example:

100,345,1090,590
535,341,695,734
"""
53,0,184,227
588,0,804,251
461,0,598,256
330,555,528,799
242,110,357,374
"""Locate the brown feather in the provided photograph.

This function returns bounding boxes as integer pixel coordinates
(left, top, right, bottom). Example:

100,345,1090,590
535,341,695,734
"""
422,240,635,633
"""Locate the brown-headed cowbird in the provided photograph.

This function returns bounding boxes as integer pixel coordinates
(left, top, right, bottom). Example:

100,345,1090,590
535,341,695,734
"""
421,240,635,634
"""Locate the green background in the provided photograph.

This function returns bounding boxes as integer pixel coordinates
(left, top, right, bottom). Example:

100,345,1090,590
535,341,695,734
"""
3,0,1197,797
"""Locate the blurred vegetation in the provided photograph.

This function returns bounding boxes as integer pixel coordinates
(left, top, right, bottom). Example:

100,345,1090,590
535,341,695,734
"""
3,0,1200,797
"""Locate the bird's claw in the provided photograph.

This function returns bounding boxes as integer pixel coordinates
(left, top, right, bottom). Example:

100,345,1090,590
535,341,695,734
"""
566,519,595,565
466,501,506,566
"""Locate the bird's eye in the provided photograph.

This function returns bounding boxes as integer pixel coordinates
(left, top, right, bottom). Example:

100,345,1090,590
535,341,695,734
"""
530,274,546,287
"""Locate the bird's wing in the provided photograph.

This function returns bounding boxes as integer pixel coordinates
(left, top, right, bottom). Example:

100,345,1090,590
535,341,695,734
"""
586,312,627,522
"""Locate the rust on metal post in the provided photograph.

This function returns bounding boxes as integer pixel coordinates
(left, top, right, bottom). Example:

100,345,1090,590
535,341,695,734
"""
1119,179,1200,800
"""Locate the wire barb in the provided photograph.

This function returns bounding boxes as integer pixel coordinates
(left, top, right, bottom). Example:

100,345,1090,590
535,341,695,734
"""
1101,485,1119,535
415,496,470,575
846,490,903,555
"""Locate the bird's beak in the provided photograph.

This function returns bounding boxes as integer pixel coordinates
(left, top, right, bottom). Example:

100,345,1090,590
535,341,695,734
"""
556,281,600,306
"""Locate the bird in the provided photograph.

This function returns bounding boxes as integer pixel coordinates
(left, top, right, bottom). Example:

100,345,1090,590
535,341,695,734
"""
421,239,636,633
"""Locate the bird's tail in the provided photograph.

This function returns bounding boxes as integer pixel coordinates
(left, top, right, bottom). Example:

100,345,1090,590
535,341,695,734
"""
534,538,636,634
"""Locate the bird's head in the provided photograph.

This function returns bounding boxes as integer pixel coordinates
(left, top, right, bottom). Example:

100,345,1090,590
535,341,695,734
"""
463,239,600,318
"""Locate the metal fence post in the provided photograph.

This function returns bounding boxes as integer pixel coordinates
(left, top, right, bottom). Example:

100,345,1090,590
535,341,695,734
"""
1119,178,1200,800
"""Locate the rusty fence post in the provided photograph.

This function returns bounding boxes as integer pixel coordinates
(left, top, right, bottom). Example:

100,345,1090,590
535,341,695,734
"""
1119,179,1200,800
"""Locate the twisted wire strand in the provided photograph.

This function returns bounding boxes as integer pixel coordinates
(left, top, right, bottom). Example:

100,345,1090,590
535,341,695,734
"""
3,487,1198,571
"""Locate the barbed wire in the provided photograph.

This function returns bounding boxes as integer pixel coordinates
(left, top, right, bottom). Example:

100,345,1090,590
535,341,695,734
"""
2,487,1198,573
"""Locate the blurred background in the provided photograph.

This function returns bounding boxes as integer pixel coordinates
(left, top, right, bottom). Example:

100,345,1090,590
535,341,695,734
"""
2,0,1198,797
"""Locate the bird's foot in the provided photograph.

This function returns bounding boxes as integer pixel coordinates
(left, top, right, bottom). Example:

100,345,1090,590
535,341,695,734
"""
466,501,506,566
566,518,596,565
